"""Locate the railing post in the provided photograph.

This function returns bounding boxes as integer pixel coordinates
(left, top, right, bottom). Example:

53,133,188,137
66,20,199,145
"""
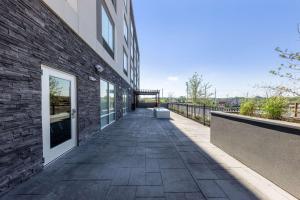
203,104,206,126
295,103,298,118
187,104,189,118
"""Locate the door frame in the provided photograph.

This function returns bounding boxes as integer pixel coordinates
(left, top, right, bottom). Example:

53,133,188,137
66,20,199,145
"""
41,65,77,165
100,78,116,130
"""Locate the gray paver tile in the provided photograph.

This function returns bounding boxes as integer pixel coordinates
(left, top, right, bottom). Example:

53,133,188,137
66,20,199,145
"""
106,186,136,200
146,172,162,185
111,168,131,185
146,158,160,172
161,169,199,192
135,198,165,200
180,152,209,164
197,180,226,198
158,158,185,169
216,180,258,200
1,195,46,200
165,193,204,200
44,180,111,200
129,168,146,185
165,193,185,200
136,186,164,198
187,164,218,180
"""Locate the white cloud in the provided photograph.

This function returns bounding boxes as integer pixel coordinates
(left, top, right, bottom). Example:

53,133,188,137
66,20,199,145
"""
167,76,179,81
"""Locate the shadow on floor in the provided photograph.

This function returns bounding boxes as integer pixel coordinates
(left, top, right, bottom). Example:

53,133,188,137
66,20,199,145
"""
1,109,263,200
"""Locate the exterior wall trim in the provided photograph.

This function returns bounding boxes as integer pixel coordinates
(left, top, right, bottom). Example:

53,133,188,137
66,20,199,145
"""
211,111,300,136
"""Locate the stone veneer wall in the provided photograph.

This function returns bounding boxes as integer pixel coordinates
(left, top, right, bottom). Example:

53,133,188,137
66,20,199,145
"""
0,0,133,195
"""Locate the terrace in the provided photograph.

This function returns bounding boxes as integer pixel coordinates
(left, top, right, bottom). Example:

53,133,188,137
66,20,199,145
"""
2,109,296,200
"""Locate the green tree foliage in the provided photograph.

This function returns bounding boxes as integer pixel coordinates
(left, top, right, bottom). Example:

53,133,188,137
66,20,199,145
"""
262,96,287,120
177,96,187,103
268,48,300,96
187,72,202,104
240,100,256,116
187,72,214,104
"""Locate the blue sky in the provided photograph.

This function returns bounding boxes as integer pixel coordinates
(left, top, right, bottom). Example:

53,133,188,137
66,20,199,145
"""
133,0,300,98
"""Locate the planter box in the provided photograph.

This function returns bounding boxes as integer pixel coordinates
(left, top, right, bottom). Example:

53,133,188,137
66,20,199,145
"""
210,111,300,199
154,108,170,119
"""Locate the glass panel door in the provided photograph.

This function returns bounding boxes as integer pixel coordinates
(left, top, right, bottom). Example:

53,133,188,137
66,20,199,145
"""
109,83,115,123
123,90,128,115
41,66,77,165
49,76,72,148
100,79,115,129
100,80,109,129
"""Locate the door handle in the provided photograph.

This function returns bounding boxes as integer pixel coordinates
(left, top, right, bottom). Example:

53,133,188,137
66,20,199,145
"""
71,109,77,119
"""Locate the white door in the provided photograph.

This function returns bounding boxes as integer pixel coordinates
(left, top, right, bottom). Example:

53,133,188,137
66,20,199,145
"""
41,65,77,165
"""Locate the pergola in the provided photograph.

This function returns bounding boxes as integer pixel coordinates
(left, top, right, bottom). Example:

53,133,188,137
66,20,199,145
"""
134,89,160,108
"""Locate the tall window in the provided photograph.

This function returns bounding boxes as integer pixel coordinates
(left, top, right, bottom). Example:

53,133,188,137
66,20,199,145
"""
124,17,128,43
123,50,128,74
130,64,134,83
123,90,128,115
100,79,115,129
101,5,114,52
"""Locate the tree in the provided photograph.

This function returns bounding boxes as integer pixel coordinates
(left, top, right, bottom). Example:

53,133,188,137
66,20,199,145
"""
187,72,203,104
177,96,187,103
269,48,300,96
187,72,214,105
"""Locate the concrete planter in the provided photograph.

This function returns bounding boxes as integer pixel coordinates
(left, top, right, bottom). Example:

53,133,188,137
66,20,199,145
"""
210,111,300,199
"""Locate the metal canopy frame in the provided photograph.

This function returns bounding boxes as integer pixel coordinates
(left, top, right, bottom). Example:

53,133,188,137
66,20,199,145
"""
134,89,160,108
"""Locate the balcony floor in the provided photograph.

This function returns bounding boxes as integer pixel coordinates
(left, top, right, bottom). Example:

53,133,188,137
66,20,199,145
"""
2,109,297,200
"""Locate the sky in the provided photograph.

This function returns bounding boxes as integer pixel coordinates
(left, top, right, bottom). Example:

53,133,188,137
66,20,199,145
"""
133,0,300,98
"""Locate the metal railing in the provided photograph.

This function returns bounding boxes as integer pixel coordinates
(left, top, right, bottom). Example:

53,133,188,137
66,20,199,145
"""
168,103,240,126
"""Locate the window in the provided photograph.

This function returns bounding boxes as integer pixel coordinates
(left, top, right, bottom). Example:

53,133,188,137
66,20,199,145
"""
123,50,128,74
130,65,134,83
124,17,128,43
97,0,115,57
131,39,134,59
100,79,115,129
123,90,128,115
102,6,113,49
109,83,115,122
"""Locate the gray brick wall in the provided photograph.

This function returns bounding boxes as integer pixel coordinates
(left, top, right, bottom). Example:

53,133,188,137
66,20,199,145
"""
0,0,134,195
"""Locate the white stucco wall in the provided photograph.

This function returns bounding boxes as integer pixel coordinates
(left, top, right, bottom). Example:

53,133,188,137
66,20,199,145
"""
42,0,135,85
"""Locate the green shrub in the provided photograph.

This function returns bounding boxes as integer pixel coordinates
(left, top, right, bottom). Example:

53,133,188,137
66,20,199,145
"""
240,100,256,116
262,96,287,120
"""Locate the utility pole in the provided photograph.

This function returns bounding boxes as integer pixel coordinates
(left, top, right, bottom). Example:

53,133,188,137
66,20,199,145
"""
214,88,217,106
162,88,164,98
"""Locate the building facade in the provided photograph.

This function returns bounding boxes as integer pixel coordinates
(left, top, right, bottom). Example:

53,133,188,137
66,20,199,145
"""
0,0,140,194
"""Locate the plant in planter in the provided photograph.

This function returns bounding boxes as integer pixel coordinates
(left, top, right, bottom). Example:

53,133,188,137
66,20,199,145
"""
240,100,256,116
262,96,287,120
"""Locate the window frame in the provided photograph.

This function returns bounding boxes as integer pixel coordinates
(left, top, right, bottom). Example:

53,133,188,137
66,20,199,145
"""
100,79,116,129
97,0,115,59
124,16,128,44
123,49,128,75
